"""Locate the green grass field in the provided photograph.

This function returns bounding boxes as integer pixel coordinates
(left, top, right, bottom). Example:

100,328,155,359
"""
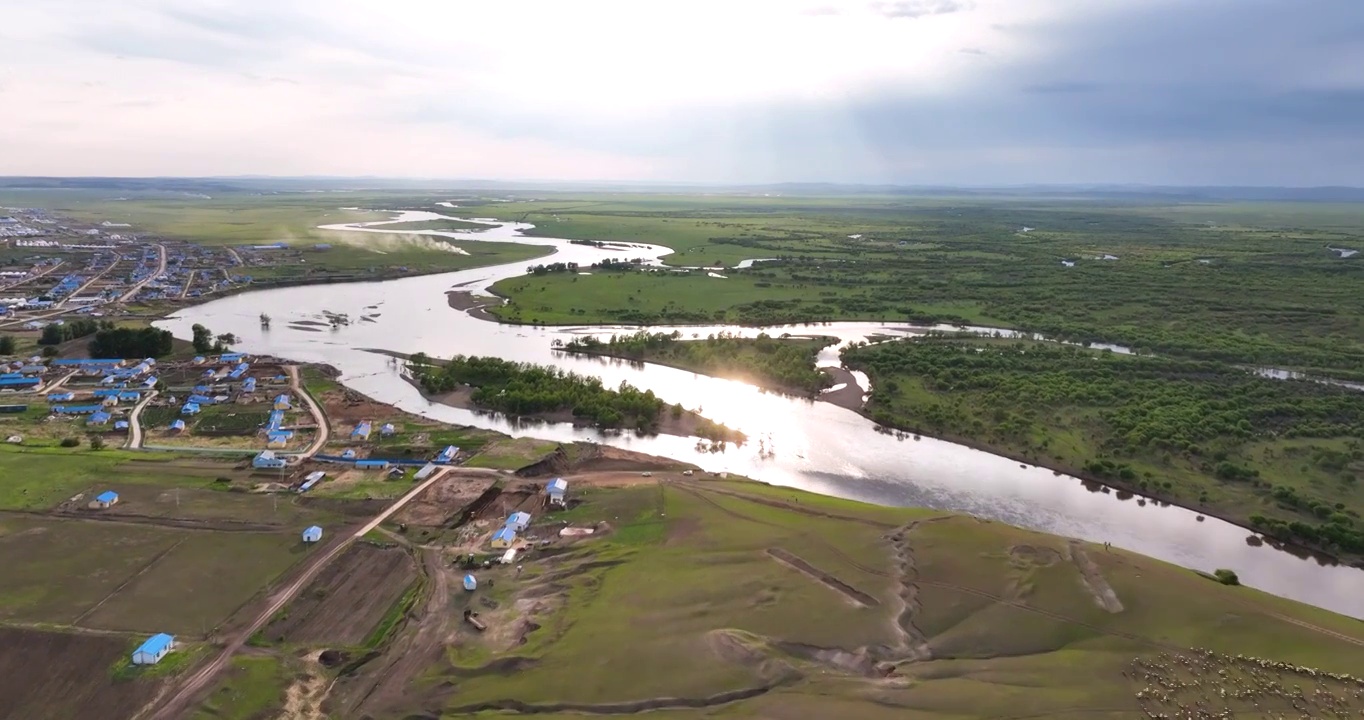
192,655,292,720
461,437,562,470
398,478,1364,718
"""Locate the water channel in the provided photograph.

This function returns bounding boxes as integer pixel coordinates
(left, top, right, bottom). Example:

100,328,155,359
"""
157,212,1364,618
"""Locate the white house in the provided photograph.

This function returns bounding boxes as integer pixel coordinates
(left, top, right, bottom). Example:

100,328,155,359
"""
546,478,568,506
506,511,531,532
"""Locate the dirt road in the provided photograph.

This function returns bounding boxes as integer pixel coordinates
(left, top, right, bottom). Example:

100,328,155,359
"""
119,244,166,302
125,390,159,450
140,467,449,720
288,365,330,457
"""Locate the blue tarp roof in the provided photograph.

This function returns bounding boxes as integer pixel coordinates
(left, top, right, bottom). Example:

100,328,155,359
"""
133,633,173,657
95,491,118,503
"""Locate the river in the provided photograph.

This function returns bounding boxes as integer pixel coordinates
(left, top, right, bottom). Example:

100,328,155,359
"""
157,212,1364,618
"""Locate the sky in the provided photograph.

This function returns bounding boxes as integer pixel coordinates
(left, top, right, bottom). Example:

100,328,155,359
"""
2,0,1362,185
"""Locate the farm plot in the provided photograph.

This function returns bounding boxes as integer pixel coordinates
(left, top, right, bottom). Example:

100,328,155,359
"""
0,628,166,720
71,482,338,528
0,515,181,625
81,531,308,635
261,544,418,646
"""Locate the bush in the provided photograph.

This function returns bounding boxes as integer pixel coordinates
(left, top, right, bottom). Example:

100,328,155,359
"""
88,434,106,450
60,437,81,448
1213,568,1240,586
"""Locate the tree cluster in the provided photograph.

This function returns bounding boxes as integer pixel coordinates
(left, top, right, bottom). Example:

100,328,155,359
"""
89,327,173,359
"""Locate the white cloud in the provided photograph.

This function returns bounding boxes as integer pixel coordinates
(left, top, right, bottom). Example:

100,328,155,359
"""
2,0,1360,184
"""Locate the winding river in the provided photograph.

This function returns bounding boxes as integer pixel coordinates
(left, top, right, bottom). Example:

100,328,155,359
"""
157,212,1364,619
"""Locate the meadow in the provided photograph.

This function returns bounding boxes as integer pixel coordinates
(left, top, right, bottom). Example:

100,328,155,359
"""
402,478,1364,719
842,337,1364,556
468,195,1364,378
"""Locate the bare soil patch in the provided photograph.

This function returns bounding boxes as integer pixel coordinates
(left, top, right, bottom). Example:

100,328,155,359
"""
262,544,417,646
394,468,500,527
446,290,500,313
817,366,866,411
0,628,163,720
1067,540,1125,613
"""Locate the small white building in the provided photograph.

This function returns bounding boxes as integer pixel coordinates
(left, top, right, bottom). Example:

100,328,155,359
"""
506,511,531,532
302,525,323,543
546,478,568,506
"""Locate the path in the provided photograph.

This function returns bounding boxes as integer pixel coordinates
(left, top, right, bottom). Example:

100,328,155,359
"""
178,270,195,299
38,370,79,396
224,246,243,267
55,257,120,308
118,243,166,302
287,364,330,457
142,467,450,720
125,390,158,449
0,258,62,292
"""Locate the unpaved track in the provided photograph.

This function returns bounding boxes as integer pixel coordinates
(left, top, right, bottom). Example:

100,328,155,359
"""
288,364,330,457
140,468,449,720
125,390,158,449
119,244,166,302
766,548,878,607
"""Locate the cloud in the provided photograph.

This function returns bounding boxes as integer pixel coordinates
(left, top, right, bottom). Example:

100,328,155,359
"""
0,0,1362,185
873,0,968,19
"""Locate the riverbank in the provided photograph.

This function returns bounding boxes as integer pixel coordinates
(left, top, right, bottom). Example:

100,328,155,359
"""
363,349,745,445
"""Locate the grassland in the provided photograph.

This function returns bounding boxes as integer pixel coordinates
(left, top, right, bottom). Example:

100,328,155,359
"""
467,196,1364,378
461,436,562,470
843,337,1364,557
353,478,1364,719
192,655,291,720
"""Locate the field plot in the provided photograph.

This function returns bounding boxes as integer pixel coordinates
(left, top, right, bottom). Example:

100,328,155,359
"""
261,544,417,646
462,437,561,470
82,531,307,635
0,515,181,625
0,628,165,720
65,481,337,528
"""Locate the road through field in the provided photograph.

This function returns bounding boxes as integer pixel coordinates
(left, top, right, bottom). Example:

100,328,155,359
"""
287,364,330,457
125,390,158,450
119,243,166,303
141,466,449,720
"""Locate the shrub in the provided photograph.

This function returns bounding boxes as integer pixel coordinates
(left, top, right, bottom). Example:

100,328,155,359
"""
88,435,106,450
1213,568,1240,586
60,437,81,448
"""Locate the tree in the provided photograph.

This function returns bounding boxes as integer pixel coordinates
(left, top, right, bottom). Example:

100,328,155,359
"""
41,345,59,358
89,327,174,359
88,434,106,450
191,324,214,354
0,334,15,355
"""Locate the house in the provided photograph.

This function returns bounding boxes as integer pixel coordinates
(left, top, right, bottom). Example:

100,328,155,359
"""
490,526,517,549
463,574,477,591
267,432,290,448
500,547,518,565
52,404,102,415
302,525,323,543
414,463,438,481
434,445,458,464
253,450,286,469
192,356,206,365
241,377,257,393
506,511,531,532
186,394,214,405
169,419,186,432
350,421,371,440
546,478,568,506
46,392,75,403
0,377,40,390
220,353,245,363
92,490,119,508
298,471,325,493
142,376,158,389
380,423,396,436
355,459,389,470
114,420,130,431
180,402,200,415
273,394,291,410
132,633,175,665
341,448,357,460
87,411,112,426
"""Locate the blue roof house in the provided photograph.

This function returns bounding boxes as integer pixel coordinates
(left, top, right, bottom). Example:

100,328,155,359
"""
507,511,531,532
169,419,186,432
548,480,567,506
114,420,130,431
434,445,458,464
252,450,286,469
302,525,323,543
267,432,290,448
47,392,75,403
132,633,175,665
273,394,291,410
93,490,119,508
355,459,389,470
463,574,477,591
351,421,371,440
242,377,257,393
87,411,112,426
180,402,200,415
341,448,357,460
380,423,396,436
490,526,517,549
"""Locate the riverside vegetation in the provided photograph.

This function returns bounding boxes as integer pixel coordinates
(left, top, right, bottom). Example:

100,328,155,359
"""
842,337,1364,556
470,196,1364,379
559,331,834,396
409,353,743,441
